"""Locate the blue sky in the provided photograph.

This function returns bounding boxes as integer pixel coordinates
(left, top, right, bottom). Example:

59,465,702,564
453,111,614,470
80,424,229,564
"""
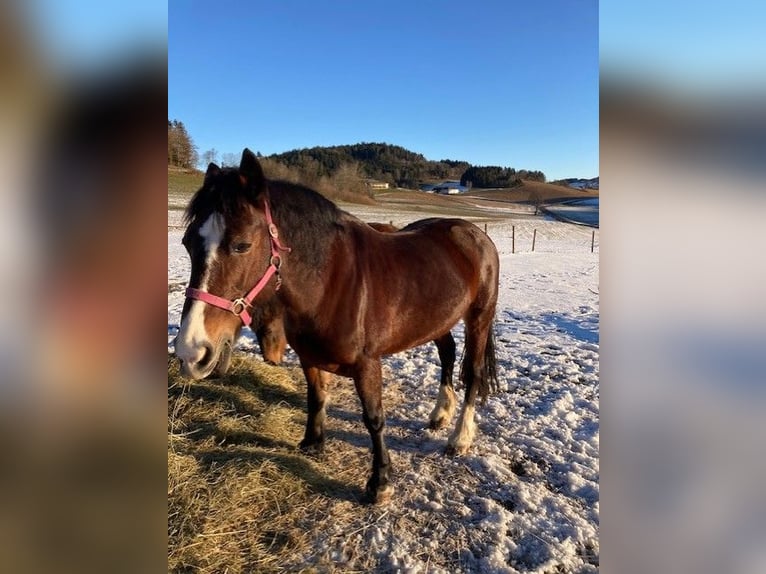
600,0,766,92
170,1,599,179
26,0,167,69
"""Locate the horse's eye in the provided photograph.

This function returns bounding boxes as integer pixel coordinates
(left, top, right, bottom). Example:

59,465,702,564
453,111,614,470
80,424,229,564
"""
232,242,252,254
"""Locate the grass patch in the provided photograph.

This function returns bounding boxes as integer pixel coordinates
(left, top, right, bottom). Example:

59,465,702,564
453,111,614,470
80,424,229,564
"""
168,355,367,573
168,169,203,213
168,168,203,197
167,351,494,573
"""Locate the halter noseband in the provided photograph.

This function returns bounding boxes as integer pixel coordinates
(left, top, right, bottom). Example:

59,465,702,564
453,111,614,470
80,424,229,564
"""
185,199,291,327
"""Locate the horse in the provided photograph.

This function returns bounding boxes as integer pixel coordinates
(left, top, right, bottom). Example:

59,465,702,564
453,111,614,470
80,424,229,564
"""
253,222,410,366
200,219,461,431
175,148,499,503
246,221,459,430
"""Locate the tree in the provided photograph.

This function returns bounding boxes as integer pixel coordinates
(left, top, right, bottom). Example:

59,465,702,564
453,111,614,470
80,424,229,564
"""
221,152,239,167
201,148,219,167
333,161,367,196
528,190,543,215
458,165,542,188
168,120,198,169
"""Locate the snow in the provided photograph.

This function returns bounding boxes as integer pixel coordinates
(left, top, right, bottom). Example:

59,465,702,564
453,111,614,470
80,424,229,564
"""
168,203,599,573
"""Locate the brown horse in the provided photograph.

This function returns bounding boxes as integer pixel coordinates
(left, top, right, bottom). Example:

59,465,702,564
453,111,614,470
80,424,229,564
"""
253,222,403,366
175,149,499,503
252,221,458,430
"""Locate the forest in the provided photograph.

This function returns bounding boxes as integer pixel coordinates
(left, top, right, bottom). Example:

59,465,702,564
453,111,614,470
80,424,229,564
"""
169,120,547,195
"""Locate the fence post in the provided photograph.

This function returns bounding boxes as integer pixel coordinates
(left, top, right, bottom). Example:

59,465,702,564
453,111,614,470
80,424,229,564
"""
390,220,393,226
484,223,487,234
532,228,537,252
591,229,595,253
512,225,515,254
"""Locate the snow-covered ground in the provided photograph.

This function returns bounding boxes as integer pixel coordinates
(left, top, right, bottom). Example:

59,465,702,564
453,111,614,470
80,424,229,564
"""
168,204,599,573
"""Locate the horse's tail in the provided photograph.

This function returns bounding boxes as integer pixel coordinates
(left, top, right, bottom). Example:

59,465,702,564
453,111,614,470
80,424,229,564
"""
479,321,499,401
459,319,499,403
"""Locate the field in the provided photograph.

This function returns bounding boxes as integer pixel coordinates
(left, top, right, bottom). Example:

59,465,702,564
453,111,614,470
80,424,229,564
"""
166,166,596,214
168,190,599,573
168,167,205,210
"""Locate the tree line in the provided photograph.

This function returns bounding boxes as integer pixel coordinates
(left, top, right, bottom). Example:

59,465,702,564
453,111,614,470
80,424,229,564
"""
168,119,547,191
269,142,471,189
459,165,546,188
270,143,546,188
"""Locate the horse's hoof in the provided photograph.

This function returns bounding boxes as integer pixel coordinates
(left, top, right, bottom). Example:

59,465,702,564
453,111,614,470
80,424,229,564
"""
428,416,448,430
445,443,469,457
298,440,325,457
365,483,394,505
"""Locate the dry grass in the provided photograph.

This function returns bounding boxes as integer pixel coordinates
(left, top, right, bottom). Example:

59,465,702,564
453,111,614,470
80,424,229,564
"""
168,355,375,573
463,180,599,203
168,349,547,573
167,353,480,573
167,165,378,211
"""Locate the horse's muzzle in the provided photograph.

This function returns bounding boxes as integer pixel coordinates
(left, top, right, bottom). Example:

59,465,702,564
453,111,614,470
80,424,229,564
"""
212,339,233,376
178,336,233,380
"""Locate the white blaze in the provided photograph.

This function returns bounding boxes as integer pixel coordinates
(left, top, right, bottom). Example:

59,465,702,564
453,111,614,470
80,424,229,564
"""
175,213,225,366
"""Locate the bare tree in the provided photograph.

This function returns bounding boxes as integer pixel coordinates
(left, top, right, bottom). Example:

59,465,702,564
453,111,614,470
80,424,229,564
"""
528,190,544,215
201,148,219,166
221,152,239,167
333,161,366,196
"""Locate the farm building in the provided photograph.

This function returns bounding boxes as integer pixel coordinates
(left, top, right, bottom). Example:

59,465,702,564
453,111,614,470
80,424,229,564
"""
365,179,390,190
421,181,469,194
433,181,469,194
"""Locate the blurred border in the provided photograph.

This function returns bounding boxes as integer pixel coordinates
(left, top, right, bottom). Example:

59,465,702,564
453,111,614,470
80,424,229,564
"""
0,2,167,573
601,2,766,573
2,0,765,572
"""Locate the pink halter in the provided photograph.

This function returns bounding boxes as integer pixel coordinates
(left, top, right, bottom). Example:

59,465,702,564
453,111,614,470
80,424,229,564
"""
185,199,291,327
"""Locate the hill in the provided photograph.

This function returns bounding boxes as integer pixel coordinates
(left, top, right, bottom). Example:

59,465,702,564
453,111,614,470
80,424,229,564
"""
268,142,470,189
168,145,597,208
465,180,598,203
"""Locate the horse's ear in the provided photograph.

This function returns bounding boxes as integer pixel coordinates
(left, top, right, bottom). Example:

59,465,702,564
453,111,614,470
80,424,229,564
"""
204,162,220,184
239,148,265,191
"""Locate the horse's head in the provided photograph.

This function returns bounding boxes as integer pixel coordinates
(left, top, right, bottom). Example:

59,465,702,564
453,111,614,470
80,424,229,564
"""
175,149,281,379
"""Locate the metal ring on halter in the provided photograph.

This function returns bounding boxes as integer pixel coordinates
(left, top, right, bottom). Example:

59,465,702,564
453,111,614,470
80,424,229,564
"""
270,255,282,269
231,298,248,315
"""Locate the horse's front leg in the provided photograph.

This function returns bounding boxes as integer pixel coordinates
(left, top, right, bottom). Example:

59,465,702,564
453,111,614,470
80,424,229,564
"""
256,321,287,365
298,365,330,455
429,332,457,430
353,358,392,504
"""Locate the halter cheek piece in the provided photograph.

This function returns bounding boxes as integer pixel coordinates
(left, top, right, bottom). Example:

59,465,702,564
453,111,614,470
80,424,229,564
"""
185,199,291,327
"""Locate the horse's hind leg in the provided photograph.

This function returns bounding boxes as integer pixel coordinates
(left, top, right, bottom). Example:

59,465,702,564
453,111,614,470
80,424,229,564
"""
299,366,330,455
428,332,457,430
447,310,495,455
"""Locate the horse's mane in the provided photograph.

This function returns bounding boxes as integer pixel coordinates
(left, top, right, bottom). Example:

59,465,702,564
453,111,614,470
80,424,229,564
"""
267,180,347,267
185,170,348,267
184,169,251,225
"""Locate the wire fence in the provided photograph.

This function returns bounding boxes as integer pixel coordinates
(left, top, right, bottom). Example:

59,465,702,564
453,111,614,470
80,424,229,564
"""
481,221,599,255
